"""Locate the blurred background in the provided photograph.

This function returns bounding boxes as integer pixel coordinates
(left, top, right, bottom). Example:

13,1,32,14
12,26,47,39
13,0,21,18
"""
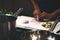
0,0,34,16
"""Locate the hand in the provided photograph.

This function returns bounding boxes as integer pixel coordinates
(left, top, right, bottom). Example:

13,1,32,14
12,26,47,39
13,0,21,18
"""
33,9,41,21
33,9,41,17
33,10,51,21
33,10,48,21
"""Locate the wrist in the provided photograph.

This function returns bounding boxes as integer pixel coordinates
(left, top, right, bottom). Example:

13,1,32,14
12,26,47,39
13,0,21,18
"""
34,8,40,10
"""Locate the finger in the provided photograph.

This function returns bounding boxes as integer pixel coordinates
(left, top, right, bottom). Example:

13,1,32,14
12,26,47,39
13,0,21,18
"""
36,15,40,21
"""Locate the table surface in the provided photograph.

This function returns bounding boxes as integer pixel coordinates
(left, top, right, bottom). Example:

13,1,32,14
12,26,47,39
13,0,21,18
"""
16,16,60,34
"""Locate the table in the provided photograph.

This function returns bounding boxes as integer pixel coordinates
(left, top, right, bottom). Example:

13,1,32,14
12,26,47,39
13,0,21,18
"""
16,16,60,34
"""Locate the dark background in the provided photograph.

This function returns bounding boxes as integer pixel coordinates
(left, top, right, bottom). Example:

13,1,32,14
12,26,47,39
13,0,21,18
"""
0,0,60,17
0,0,34,16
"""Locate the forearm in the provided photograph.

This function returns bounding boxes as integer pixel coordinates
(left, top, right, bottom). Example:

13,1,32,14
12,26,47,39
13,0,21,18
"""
31,0,40,10
50,9,60,16
31,0,42,21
